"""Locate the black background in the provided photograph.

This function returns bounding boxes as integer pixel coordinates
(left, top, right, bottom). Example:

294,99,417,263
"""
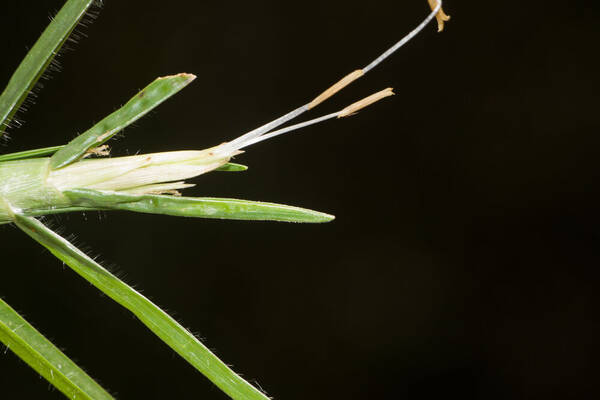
1,1,599,399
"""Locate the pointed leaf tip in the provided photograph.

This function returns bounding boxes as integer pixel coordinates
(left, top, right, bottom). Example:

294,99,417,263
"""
50,74,197,169
159,73,196,82
63,189,335,223
215,162,248,172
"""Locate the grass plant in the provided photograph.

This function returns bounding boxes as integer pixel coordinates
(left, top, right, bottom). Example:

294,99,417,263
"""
0,0,449,398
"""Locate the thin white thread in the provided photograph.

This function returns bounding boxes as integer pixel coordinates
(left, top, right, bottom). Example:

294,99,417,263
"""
221,105,308,152
238,112,339,149
363,0,441,73
219,0,442,154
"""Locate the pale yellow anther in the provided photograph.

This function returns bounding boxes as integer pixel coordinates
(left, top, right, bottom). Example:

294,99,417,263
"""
308,69,364,109
427,0,451,32
338,88,395,118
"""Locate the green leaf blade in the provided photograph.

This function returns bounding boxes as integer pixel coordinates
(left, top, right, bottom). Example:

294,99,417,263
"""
50,73,196,169
0,297,113,400
0,0,97,137
0,145,63,162
64,188,335,223
14,214,270,400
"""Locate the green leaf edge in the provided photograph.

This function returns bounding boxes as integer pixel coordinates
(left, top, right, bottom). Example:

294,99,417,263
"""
0,0,97,137
0,145,64,162
0,297,114,400
64,188,335,223
50,73,196,170
14,214,271,400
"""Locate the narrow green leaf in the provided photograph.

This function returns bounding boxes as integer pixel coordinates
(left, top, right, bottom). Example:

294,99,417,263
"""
50,74,196,170
0,145,63,162
14,214,270,400
0,0,97,136
0,297,113,400
215,162,248,172
64,188,335,223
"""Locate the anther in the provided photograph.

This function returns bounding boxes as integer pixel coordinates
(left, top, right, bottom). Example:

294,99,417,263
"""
338,88,395,118
308,70,364,109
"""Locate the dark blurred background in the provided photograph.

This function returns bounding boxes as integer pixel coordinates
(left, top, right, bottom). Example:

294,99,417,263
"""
1,0,599,399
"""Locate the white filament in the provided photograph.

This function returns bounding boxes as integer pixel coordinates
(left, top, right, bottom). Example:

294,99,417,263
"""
216,0,442,155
